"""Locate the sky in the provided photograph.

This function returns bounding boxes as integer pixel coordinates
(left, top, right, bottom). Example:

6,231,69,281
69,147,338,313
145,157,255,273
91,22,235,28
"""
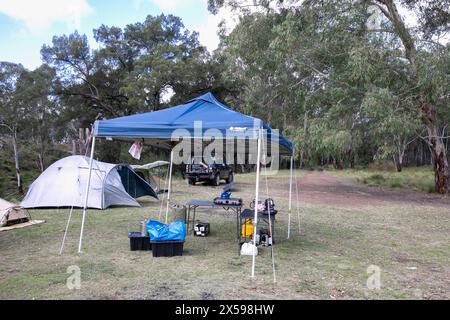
0,0,236,70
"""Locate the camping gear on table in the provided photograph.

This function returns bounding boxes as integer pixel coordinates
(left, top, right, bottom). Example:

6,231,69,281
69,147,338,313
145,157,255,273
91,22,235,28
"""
20,156,158,209
241,219,254,239
264,199,275,212
220,190,231,199
128,232,152,251
194,221,210,237
213,190,242,206
250,198,278,215
240,242,258,256
213,197,243,206
0,198,29,227
250,199,264,212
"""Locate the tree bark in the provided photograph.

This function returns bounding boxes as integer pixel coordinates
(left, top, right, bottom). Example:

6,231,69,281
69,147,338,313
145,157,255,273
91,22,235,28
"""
12,131,23,194
421,101,449,193
393,151,404,172
38,153,44,172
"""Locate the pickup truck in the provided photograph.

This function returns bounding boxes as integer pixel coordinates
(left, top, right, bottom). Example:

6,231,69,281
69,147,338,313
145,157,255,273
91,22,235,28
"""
185,162,234,186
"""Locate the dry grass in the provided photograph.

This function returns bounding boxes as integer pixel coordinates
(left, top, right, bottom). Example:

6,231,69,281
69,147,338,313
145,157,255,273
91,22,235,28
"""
0,170,449,300
329,167,436,193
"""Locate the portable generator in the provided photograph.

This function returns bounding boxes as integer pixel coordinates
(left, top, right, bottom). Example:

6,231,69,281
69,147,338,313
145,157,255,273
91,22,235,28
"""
194,221,210,237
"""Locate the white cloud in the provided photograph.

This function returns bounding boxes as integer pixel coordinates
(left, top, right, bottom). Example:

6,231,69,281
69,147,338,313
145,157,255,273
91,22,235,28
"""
195,6,238,52
148,0,239,53
150,0,192,11
0,0,93,33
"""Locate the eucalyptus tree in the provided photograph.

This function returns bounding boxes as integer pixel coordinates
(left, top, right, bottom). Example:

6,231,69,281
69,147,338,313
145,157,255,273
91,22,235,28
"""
120,14,210,112
13,65,59,172
211,0,450,192
41,31,127,120
365,0,450,193
0,62,27,193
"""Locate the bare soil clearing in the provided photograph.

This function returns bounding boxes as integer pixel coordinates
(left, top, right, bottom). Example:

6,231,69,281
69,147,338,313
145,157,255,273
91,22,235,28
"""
298,171,450,209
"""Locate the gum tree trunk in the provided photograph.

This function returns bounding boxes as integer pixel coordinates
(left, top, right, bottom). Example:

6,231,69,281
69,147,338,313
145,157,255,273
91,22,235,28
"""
422,101,449,193
12,131,23,194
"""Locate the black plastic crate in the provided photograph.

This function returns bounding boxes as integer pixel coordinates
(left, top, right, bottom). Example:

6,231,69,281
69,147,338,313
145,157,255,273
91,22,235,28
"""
128,232,152,251
150,241,184,257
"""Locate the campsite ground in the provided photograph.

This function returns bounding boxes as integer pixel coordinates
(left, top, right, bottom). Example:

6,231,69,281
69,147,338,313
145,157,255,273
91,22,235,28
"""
0,170,449,300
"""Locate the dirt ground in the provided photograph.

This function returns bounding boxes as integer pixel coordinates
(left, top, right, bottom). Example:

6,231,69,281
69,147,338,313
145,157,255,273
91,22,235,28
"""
297,171,450,209
1,170,449,300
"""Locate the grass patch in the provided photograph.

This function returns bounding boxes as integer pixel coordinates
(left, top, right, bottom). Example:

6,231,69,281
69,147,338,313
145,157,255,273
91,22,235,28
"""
0,170,449,299
331,166,435,193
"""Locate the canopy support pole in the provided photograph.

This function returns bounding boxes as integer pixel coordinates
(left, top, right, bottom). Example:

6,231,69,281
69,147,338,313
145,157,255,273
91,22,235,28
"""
287,155,293,239
294,159,301,235
78,136,96,253
164,149,174,224
251,128,262,279
262,132,277,283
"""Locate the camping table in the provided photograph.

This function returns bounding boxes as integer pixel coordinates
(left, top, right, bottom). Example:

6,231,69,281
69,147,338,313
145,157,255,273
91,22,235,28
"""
186,200,242,250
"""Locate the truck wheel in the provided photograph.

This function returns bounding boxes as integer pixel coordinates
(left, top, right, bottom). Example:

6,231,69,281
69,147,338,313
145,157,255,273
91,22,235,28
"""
188,179,196,185
213,174,220,186
226,172,234,184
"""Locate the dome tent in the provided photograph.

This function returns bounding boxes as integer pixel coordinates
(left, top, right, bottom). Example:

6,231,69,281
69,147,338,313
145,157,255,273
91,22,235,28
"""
21,156,158,210
0,198,29,227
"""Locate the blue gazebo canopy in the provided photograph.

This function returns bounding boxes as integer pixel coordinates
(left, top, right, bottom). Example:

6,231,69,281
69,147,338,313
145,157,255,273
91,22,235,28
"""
93,92,293,155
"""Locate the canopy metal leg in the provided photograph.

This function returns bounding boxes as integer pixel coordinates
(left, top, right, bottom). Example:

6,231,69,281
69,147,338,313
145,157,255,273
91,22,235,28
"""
294,161,301,235
288,155,293,239
78,137,96,253
165,150,174,224
251,129,262,279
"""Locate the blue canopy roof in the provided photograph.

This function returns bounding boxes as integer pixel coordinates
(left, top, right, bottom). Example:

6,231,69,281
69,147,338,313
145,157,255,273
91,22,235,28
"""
94,93,293,155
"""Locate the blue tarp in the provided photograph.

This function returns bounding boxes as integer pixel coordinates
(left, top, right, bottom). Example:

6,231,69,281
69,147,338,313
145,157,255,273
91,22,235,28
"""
147,220,186,242
93,93,293,155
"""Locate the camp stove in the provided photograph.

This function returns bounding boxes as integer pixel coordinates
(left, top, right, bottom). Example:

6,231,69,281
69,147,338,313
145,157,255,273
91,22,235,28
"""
213,190,242,206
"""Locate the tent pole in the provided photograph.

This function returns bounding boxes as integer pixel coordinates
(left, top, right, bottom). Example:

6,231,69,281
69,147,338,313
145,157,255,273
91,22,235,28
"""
78,136,96,254
288,155,293,239
251,128,262,279
165,149,174,224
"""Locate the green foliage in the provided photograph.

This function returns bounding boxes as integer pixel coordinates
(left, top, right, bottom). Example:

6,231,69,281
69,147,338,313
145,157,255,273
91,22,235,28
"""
1,2,449,196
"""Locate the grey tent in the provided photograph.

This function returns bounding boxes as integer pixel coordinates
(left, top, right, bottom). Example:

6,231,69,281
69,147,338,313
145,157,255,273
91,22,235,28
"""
21,156,158,210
